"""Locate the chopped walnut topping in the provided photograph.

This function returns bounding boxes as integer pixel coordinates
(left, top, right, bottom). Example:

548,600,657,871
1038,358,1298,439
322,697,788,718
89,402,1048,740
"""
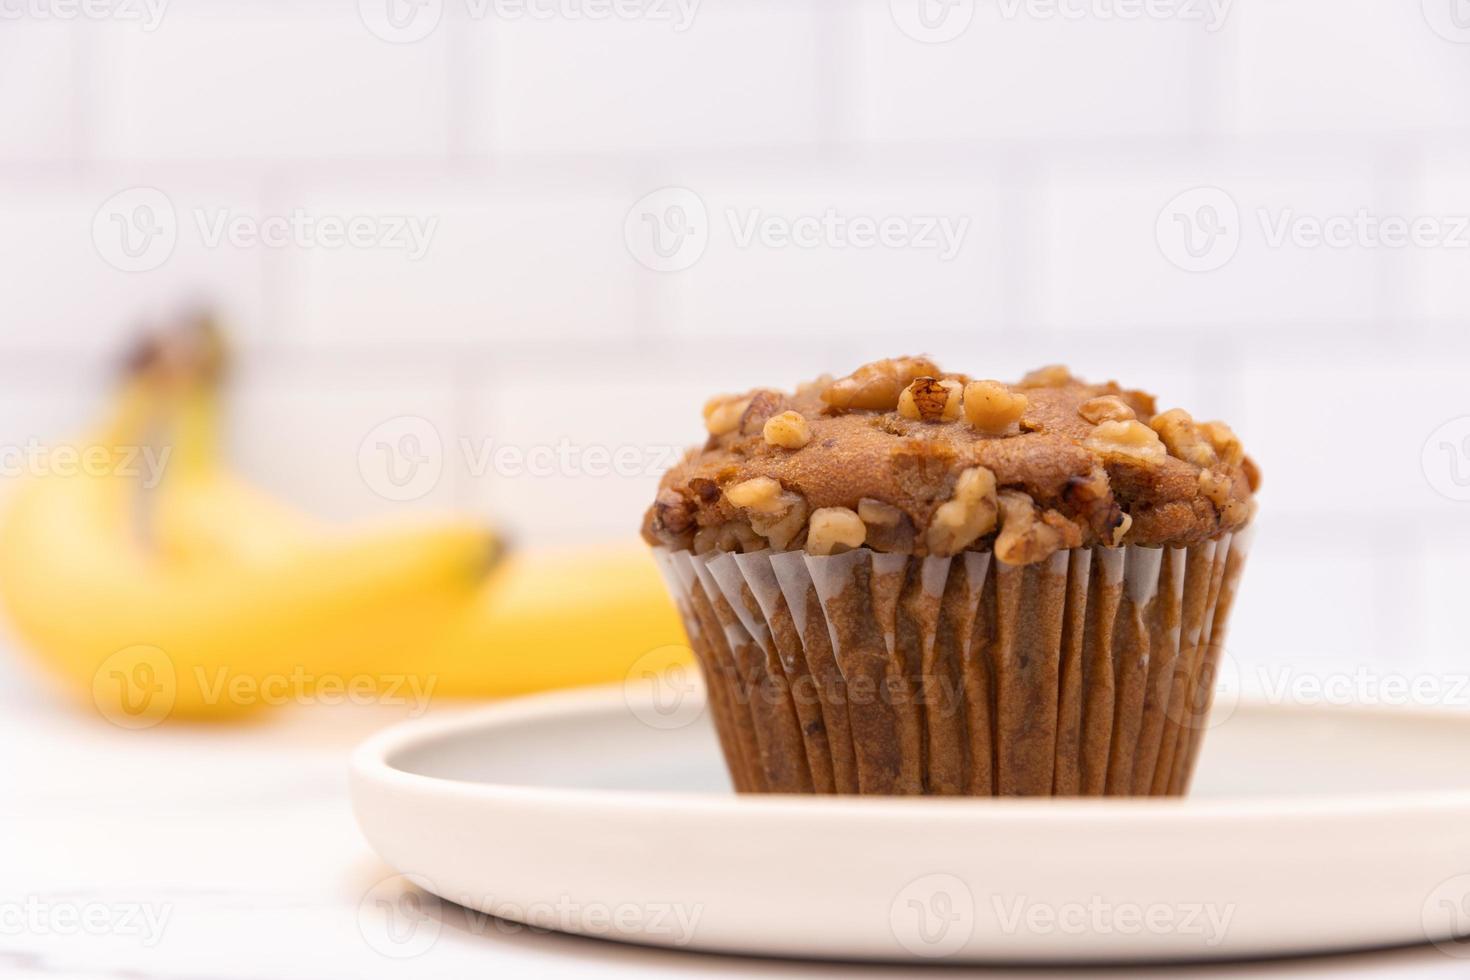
1078,394,1136,425
686,477,720,504
1019,364,1073,388
1200,420,1244,468
1108,511,1133,548
725,476,783,513
762,410,812,449
898,377,962,422
1150,408,1217,468
652,488,694,535
1198,469,1232,508
963,380,1028,435
994,491,1080,565
703,395,752,436
1085,419,1168,466
725,477,808,549
926,466,998,555
1241,455,1262,493
806,506,866,556
751,495,809,550
858,497,916,553
858,497,902,527
738,390,784,436
821,356,939,412
693,521,764,554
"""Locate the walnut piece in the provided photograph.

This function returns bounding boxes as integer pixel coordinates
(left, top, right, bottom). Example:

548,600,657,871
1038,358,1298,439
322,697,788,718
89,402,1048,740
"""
725,477,808,549
806,506,866,556
1018,364,1073,388
821,356,939,412
858,497,915,553
898,377,962,422
963,380,1028,435
1108,511,1133,547
762,410,812,449
1200,420,1244,468
926,466,998,555
1084,419,1168,466
1241,455,1262,493
994,491,1079,565
1150,408,1217,468
703,395,752,436
693,521,764,554
652,488,694,535
858,497,903,526
725,476,783,513
1078,394,1136,425
751,495,809,550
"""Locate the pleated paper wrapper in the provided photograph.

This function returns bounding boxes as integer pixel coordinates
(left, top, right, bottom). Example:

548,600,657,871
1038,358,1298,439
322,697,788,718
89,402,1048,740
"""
652,531,1249,797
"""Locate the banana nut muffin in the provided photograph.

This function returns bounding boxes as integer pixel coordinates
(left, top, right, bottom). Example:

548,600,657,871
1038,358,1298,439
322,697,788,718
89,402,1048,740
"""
643,356,1258,798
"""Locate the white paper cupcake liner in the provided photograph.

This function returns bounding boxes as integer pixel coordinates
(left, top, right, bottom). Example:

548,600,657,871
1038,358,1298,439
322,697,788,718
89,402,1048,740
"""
653,529,1250,797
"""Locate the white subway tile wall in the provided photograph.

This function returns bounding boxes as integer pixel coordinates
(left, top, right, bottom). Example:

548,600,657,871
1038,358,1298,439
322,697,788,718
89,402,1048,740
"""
2,0,1469,673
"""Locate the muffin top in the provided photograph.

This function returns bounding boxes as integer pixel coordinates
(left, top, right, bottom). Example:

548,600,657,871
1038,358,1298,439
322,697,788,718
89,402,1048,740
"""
641,357,1258,565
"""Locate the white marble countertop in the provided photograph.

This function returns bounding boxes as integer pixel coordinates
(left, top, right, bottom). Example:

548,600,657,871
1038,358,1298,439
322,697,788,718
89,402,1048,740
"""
2,645,1466,980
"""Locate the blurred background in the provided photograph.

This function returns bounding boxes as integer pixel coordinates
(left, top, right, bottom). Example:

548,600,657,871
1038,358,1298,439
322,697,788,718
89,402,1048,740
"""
6,1,1470,975
4,0,1470,682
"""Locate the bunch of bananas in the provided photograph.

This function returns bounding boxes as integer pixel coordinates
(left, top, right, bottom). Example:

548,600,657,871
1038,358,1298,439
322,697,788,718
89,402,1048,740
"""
0,318,687,722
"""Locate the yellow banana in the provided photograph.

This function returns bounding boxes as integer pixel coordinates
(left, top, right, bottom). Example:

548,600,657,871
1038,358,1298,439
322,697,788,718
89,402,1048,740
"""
0,372,495,721
142,322,689,701
377,544,690,697
153,381,317,566
0,318,688,722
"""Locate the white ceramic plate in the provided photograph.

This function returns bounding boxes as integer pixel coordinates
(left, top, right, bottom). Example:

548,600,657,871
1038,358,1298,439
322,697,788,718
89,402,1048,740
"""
349,685,1470,964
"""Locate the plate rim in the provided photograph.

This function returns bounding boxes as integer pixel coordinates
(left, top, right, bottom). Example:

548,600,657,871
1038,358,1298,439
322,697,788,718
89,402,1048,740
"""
350,684,1470,822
